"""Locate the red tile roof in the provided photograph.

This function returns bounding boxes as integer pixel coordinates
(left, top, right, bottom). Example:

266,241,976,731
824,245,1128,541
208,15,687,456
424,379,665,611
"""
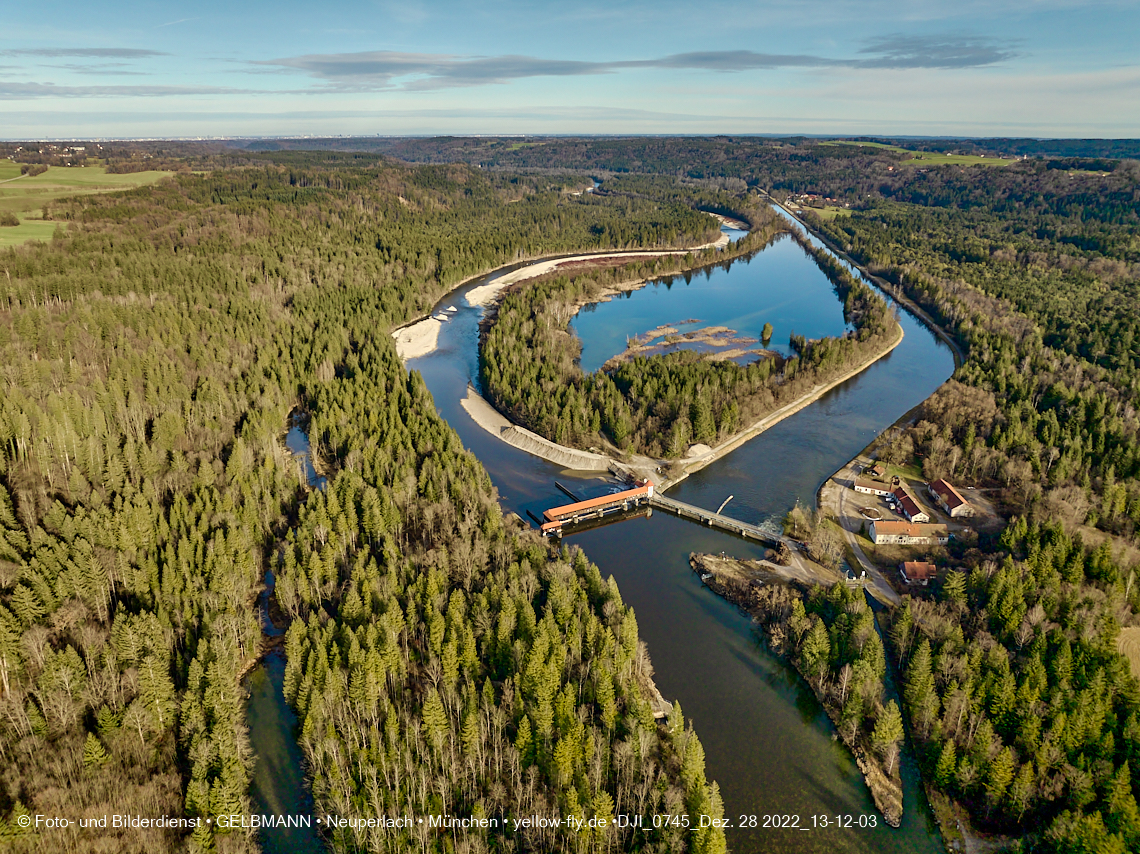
542,483,652,522
930,478,969,511
872,521,949,538
892,487,926,520
902,561,937,580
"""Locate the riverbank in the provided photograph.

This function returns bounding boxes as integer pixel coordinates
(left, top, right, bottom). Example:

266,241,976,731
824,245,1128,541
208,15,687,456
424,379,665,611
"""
691,550,841,590
689,553,904,827
661,320,904,490
769,196,965,369
395,234,732,362
461,315,901,491
461,387,617,473
457,249,904,492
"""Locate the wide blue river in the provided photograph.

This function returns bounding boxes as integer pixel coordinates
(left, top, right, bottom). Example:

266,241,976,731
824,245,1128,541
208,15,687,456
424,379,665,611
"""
250,211,956,853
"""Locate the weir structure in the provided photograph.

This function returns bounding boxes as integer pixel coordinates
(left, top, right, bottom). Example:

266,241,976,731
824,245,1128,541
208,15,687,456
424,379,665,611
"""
540,481,654,536
539,480,786,548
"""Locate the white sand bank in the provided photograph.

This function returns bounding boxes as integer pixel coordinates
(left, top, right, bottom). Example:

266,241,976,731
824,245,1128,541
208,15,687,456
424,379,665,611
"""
464,237,730,310
393,317,443,361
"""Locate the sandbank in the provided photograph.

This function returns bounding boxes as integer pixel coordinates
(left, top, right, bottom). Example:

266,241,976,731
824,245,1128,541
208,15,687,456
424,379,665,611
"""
393,317,443,361
464,232,730,310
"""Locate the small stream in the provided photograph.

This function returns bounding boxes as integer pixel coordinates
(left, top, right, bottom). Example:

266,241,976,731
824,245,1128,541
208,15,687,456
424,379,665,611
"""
243,416,325,853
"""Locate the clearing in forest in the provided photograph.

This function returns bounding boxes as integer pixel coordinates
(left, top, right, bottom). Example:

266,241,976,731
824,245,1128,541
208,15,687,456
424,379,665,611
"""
1117,626,1140,681
0,164,173,248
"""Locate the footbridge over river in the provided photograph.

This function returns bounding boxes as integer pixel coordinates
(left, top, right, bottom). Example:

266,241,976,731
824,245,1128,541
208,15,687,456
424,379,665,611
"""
648,493,784,546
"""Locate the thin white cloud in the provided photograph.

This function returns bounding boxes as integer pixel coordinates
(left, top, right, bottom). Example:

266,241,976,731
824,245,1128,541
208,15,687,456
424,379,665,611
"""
0,81,259,99
2,48,168,58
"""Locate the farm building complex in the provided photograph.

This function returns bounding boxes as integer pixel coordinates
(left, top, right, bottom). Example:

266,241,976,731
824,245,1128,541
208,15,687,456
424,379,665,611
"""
928,478,975,518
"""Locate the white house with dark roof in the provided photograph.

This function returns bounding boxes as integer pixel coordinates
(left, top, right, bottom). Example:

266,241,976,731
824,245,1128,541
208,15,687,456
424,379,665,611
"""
870,521,949,545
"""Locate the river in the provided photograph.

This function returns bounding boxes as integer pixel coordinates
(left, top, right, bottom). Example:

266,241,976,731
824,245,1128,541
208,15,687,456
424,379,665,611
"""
243,417,324,854
408,215,955,853
249,213,955,852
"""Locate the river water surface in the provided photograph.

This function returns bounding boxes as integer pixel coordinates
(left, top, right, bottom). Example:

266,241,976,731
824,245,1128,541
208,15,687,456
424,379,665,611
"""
572,231,849,371
247,215,955,853
407,218,955,853
244,419,324,854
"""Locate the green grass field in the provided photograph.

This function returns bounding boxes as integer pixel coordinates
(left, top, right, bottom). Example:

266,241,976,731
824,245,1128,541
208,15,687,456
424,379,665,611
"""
0,220,62,249
0,161,24,182
903,151,1014,167
822,140,1014,167
0,164,173,247
809,205,851,220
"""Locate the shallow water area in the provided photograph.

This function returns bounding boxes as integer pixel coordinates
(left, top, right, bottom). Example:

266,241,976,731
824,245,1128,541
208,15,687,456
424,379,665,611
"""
406,220,954,852
284,414,327,490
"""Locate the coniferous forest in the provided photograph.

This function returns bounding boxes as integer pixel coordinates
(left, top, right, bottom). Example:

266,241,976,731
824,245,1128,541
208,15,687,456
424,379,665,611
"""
0,156,728,853
2,135,1140,854
380,136,1140,851
480,204,896,460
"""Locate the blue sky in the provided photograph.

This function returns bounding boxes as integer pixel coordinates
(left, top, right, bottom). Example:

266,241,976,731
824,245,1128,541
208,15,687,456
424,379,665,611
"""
2,0,1138,138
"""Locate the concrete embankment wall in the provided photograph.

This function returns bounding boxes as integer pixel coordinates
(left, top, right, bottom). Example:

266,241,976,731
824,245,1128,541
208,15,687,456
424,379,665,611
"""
501,426,613,472
461,389,614,472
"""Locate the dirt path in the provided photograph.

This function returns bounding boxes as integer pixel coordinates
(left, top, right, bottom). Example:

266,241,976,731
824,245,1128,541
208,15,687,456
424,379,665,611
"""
692,551,841,588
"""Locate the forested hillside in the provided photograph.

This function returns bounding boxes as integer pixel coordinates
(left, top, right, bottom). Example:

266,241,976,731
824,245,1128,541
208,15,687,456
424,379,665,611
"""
0,156,727,852
799,162,1140,851
4,132,1139,853
375,135,1140,851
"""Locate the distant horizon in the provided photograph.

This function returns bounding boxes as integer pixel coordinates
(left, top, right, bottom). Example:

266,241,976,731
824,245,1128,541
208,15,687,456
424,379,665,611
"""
2,0,1137,138
4,133,1138,143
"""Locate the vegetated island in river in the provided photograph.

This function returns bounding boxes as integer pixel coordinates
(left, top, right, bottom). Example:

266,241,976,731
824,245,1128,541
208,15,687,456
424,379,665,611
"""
477,204,903,486
691,552,906,827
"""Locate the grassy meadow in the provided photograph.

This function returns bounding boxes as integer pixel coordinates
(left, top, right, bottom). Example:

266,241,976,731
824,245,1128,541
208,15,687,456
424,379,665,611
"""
0,163,173,247
823,140,1015,167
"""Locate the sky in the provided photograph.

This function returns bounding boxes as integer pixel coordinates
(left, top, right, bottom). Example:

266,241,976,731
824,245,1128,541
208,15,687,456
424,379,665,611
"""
2,0,1138,139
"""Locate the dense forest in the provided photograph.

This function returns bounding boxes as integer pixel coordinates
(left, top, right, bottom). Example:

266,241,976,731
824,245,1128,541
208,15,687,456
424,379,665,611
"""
399,135,1140,849
0,156,728,852
480,214,896,460
4,132,1140,853
706,574,904,826
794,159,1140,850
887,522,1140,851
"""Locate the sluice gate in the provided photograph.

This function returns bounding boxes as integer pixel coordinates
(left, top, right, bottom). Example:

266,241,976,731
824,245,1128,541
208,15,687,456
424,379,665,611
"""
540,481,654,536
